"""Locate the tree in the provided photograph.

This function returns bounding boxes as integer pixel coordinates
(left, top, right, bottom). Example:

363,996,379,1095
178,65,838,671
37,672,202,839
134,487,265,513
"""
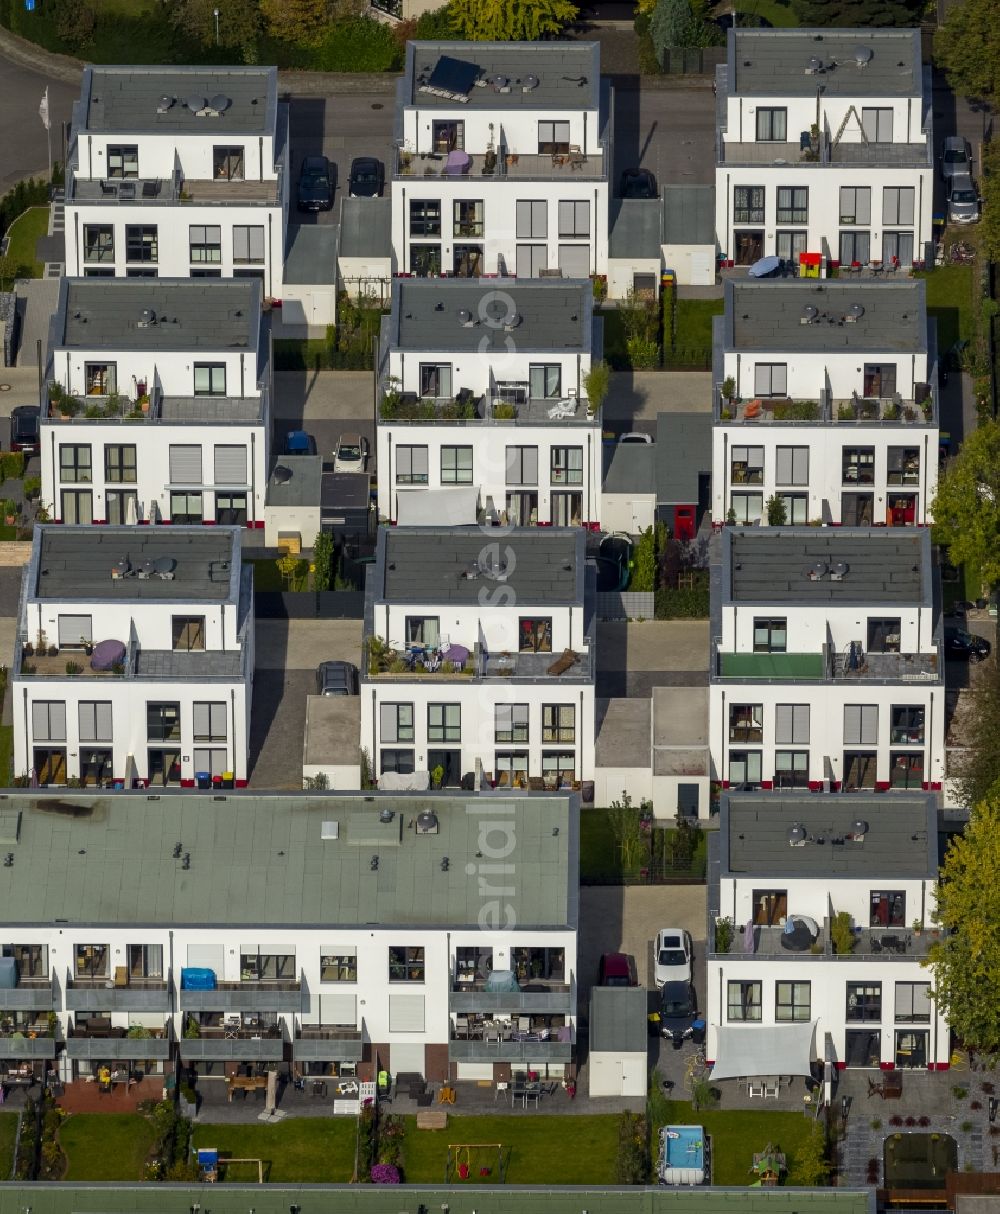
312,531,334,591
48,0,97,47
766,494,787,526
931,421,1000,591
927,793,1000,1054
979,139,1000,265
169,0,262,56
953,664,1000,809
448,0,578,41
582,360,610,412
935,0,1000,106
260,0,331,44
792,0,922,26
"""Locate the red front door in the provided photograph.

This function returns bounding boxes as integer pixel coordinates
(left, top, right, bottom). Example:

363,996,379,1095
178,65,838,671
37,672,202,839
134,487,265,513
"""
674,506,695,541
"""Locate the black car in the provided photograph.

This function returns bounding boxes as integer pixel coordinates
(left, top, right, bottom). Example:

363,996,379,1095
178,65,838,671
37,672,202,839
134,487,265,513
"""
659,980,698,1047
944,628,992,663
297,155,334,212
620,168,657,199
348,156,384,199
10,405,39,455
316,661,360,696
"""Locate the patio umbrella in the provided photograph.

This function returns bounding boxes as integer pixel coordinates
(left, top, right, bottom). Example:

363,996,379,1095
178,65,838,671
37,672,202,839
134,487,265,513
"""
748,255,781,278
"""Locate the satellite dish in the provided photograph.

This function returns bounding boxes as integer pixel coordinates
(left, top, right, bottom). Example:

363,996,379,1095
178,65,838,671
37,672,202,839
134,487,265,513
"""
854,45,873,67
522,74,540,91
186,95,206,113
851,819,869,837
808,56,823,71
456,308,473,325
788,823,807,845
802,305,818,321
210,93,231,113
848,303,865,319
273,464,292,484
492,75,509,89
156,95,175,114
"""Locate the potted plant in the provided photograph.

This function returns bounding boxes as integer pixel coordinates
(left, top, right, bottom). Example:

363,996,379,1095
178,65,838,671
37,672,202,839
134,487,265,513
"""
1,499,17,526
80,636,93,657
65,660,82,676
721,376,736,405
47,644,58,658
912,917,923,936
809,123,820,152
430,764,445,790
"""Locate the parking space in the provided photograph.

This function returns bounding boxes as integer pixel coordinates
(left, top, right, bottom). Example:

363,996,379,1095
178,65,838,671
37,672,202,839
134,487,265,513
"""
613,82,715,195
597,619,711,698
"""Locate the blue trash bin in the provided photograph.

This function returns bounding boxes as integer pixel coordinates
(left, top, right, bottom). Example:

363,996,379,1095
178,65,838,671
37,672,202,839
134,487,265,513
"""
196,771,211,789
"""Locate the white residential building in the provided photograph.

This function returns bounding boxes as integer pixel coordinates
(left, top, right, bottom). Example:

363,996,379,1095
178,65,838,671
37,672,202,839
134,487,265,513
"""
40,277,270,529
362,527,596,788
391,42,611,280
0,791,577,1090
715,28,933,269
377,278,603,527
64,66,288,297
707,792,950,1075
12,526,253,788
710,527,944,794
712,279,938,527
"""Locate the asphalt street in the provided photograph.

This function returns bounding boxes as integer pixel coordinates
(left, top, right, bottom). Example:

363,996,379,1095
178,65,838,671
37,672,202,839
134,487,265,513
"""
0,54,78,194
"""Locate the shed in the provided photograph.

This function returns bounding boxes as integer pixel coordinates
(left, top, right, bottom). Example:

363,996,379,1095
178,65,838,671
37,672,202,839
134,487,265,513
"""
601,442,657,535
302,694,362,790
281,224,339,330
655,412,712,539
337,197,391,304
607,198,663,300
264,454,322,548
588,986,648,1098
662,185,717,287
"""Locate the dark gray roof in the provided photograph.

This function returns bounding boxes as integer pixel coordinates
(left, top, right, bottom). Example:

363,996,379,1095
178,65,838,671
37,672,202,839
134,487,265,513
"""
662,185,716,247
83,65,277,133
321,471,372,512
656,412,711,503
339,196,391,259
730,28,922,97
0,792,575,929
609,199,662,259
590,986,648,1053
379,527,583,605
604,443,656,495
283,223,339,287
725,527,930,605
390,280,591,353
407,42,600,110
58,278,259,352
268,456,322,508
722,792,937,878
30,526,240,603
727,280,925,353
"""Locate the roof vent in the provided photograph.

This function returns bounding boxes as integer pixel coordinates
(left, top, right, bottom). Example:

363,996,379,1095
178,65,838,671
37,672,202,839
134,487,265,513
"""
854,45,873,68
137,308,157,328
805,56,824,74
503,313,523,332
378,808,395,824
787,823,807,847
156,95,175,114
831,562,850,582
478,548,511,581
522,74,540,92
209,93,231,114
416,811,439,835
492,74,510,93
800,305,818,324
847,303,865,322
850,819,869,840
321,820,339,841
457,308,474,327
807,560,828,581
273,464,292,484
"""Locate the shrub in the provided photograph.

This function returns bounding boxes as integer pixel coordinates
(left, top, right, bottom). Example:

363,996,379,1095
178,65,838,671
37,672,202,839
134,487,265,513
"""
766,494,788,526
890,1114,903,1126
371,1163,400,1184
905,1115,916,1127
615,1111,648,1184
830,910,855,955
871,1118,882,1130
961,1120,974,1133
789,1120,829,1186
631,525,657,592
312,530,334,592
714,916,734,953
918,1115,930,1127
655,581,709,619
0,451,25,481
953,1085,968,1100
311,18,402,72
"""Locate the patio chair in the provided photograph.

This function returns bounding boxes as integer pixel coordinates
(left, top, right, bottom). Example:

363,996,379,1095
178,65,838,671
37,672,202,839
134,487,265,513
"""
764,1077,780,1099
748,1079,765,1098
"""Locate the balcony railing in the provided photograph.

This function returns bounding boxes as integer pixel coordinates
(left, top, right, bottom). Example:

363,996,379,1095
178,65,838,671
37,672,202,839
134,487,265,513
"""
179,978,301,1012
708,916,936,961
379,389,598,428
365,638,594,684
449,986,573,1013
394,141,607,182
712,639,941,684
292,1028,364,1062
0,1033,57,1059
67,167,283,207
717,134,931,170
17,635,136,681
717,393,935,427
66,971,171,1012
0,977,57,1011
66,1026,171,1060
448,1037,572,1063
179,1029,285,1062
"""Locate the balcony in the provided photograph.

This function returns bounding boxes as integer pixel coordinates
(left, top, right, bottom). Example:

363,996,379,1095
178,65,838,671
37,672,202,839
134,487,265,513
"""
292,1028,364,1063
66,1023,171,1061
717,136,931,170
717,394,935,426
66,971,171,1013
395,143,607,182
0,1032,57,1059
67,169,282,207
17,636,135,680
449,985,573,1014
709,917,935,961
42,386,268,427
449,1036,572,1064
365,638,594,684
179,1026,285,1063
0,977,57,1012
179,979,301,1013
379,386,597,428
712,641,940,684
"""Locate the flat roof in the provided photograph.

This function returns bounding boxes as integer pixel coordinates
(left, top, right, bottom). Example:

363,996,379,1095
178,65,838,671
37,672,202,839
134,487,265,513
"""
730,28,922,97
268,455,322,509
30,526,240,603
0,792,575,929
304,695,362,766
595,698,651,770
83,65,277,133
590,986,648,1053
656,411,712,503
390,280,591,353
378,527,584,605
725,527,930,605
609,199,662,260
662,184,716,247
339,196,391,259
727,280,925,354
407,41,601,110
603,443,656,496
722,792,937,878
283,223,339,287
58,278,259,353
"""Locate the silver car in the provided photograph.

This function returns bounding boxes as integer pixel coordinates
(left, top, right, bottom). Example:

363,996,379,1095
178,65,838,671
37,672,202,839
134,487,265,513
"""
948,173,980,224
940,135,971,183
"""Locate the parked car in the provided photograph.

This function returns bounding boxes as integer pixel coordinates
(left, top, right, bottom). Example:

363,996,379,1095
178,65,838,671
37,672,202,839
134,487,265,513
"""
620,167,657,199
944,627,991,662
654,928,693,987
947,173,980,225
316,660,360,696
618,431,652,445
333,433,369,474
348,156,384,198
10,405,39,455
940,135,971,183
297,155,334,212
284,430,317,456
597,952,638,987
658,980,699,1047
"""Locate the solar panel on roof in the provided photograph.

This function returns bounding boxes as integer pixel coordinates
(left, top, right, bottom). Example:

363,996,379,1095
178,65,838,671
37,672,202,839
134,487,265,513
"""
426,55,479,99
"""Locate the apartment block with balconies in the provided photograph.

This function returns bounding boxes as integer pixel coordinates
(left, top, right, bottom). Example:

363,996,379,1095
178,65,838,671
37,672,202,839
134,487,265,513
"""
376,278,603,527
711,278,938,527
715,28,932,269
709,526,944,794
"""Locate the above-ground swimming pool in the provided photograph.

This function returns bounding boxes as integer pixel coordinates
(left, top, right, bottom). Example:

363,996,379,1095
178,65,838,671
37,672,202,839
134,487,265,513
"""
884,1132,957,1190
657,1125,708,1186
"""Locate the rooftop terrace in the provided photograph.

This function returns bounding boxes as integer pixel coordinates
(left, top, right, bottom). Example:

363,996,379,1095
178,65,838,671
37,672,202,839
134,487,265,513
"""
405,42,600,110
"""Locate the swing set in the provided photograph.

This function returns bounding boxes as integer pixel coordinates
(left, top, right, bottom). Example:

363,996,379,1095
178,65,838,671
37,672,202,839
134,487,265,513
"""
445,1142,508,1183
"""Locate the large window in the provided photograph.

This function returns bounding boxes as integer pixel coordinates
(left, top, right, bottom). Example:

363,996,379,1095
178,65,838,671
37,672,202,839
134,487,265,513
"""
127,944,163,980
233,225,265,264
776,230,807,263
75,944,108,979
405,616,439,646
495,751,529,783
538,120,570,155
389,946,425,982
516,200,547,239
147,702,180,742
558,200,590,238
733,185,764,224
753,364,787,398
891,752,924,788
551,446,583,485
428,703,461,743
194,363,226,395
775,446,808,485
78,701,112,743
11,944,47,980
192,701,226,743
215,492,246,525
519,617,552,653
862,108,894,142
106,488,136,523
844,704,878,746
321,949,357,982
59,444,92,484
882,186,915,225
410,245,441,276
883,231,914,266
729,750,762,788
529,364,561,400
870,890,906,928
169,491,202,524
756,108,787,141
839,230,871,266
774,750,809,788
380,703,414,744
731,445,764,484
776,981,811,1022
891,705,924,745
396,446,428,485
85,362,116,395
847,981,881,1022
842,446,875,484
107,145,138,178
60,490,92,524
495,703,529,743
727,980,762,1022
105,444,136,483
776,186,808,224
895,982,931,1024
868,618,902,653
240,950,294,981
730,492,763,524
125,225,157,263
189,225,222,264
441,446,472,484
839,186,871,225
775,704,809,745
172,616,205,652
542,704,575,744
213,146,244,180
516,244,546,278
83,225,114,263
729,704,763,743
381,749,414,775
505,446,538,486
779,493,808,525
453,199,483,237
753,618,786,652
432,120,463,152
32,701,66,742
419,363,452,399
409,199,441,238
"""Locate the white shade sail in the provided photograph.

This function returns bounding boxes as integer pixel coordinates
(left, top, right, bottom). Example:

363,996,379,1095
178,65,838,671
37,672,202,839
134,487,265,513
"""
395,486,478,527
710,1020,817,1081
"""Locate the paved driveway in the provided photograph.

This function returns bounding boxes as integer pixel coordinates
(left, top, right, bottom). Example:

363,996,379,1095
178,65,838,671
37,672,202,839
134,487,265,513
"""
597,619,710,697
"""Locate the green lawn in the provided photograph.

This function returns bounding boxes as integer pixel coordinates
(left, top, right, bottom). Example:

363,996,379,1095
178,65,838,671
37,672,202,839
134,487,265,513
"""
60,1114,156,1181
666,298,724,369
915,263,975,355
4,207,49,279
736,0,801,26
249,556,312,593
0,1112,18,1178
0,726,13,786
401,1113,619,1185
192,1120,356,1183
580,808,707,882
651,1099,817,1186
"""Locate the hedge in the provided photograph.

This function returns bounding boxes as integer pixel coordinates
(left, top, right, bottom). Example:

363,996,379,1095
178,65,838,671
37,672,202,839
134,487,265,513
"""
655,583,710,619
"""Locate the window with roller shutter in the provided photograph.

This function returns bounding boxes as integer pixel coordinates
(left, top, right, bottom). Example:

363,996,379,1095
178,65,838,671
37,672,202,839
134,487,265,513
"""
79,701,112,743
844,704,878,746
193,702,227,743
32,701,66,742
389,993,425,1032
775,704,809,745
214,445,247,485
169,445,202,484
58,615,92,647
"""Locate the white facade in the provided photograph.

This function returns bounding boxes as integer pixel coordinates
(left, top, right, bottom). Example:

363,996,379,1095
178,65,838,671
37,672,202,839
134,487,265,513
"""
40,278,270,529
64,66,287,296
363,527,596,787
715,29,933,268
12,527,253,787
377,279,603,526
707,793,950,1073
713,279,938,527
711,527,944,793
391,42,610,280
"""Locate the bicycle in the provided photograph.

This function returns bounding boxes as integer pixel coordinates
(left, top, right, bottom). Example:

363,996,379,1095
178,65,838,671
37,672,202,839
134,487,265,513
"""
682,1047,708,1094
